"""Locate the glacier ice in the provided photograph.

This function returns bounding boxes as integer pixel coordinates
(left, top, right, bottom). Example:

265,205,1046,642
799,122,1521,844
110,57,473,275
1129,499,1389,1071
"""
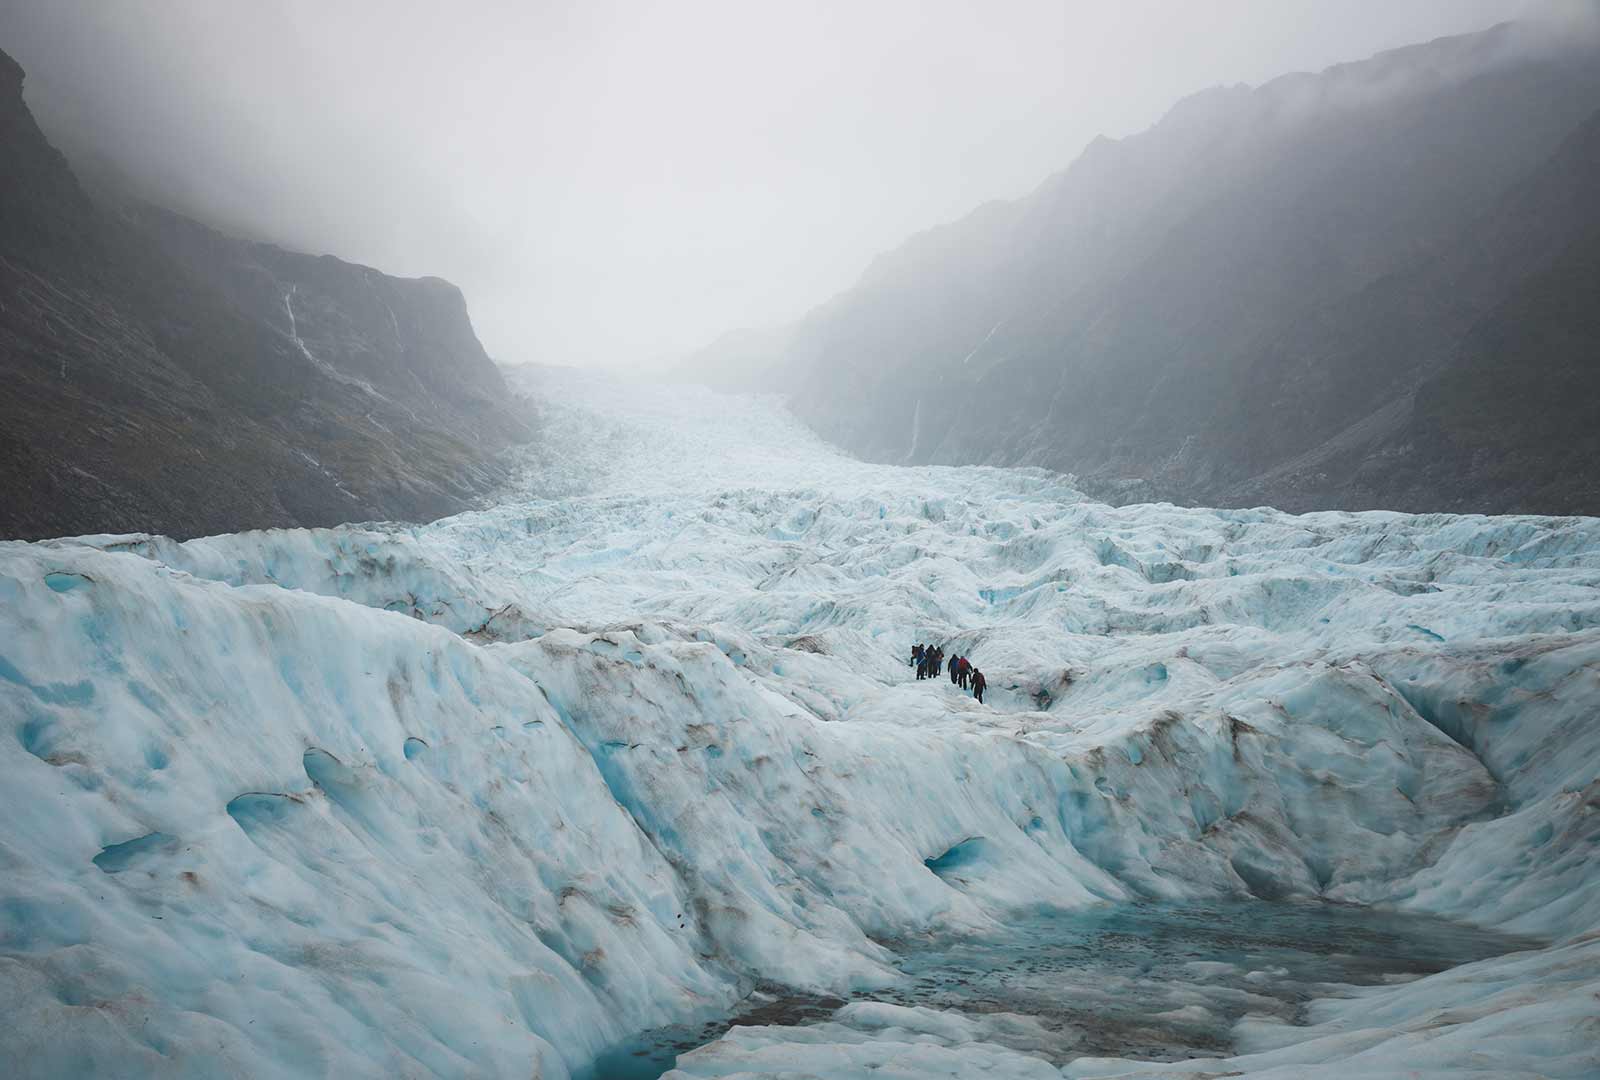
1,364,1597,1078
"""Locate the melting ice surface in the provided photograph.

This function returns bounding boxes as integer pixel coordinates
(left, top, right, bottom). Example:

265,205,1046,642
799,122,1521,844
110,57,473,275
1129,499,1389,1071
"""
2,365,1598,1079
590,901,1542,1078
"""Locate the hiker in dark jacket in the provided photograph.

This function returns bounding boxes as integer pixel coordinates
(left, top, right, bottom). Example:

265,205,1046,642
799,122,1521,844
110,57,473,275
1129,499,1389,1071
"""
912,644,925,678
947,653,959,683
971,669,987,704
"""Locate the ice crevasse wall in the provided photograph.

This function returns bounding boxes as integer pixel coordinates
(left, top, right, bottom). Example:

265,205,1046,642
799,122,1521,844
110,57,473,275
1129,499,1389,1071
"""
0,367,1597,1078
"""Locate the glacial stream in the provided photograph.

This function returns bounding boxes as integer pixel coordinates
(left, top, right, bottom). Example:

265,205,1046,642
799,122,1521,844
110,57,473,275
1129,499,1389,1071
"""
585,900,1543,1079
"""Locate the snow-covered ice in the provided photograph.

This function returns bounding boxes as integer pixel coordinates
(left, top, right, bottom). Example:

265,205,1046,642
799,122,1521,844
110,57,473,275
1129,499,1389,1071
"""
1,365,1597,1078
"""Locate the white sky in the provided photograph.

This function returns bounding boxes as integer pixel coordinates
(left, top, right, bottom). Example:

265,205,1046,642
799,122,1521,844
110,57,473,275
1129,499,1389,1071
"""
0,0,1568,369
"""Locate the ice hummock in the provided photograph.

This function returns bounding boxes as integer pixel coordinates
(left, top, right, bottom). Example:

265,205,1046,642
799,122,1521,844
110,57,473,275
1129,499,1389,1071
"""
1,365,1596,1079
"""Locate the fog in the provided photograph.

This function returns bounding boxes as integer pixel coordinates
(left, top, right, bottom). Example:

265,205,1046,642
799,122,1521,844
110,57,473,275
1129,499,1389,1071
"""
0,0,1574,370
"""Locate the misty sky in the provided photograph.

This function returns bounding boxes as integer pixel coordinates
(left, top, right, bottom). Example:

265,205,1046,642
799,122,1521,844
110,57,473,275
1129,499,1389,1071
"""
0,0,1570,369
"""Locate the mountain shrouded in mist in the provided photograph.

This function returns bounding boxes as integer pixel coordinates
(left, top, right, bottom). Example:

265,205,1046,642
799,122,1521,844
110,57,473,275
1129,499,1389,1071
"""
684,20,1600,515
0,46,530,541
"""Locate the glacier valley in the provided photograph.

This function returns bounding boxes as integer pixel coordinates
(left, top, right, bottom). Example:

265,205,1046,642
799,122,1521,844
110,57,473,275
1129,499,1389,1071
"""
2,366,1597,1078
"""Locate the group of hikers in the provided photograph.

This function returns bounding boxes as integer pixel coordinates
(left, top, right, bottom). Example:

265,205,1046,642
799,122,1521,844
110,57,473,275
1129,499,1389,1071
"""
910,643,987,704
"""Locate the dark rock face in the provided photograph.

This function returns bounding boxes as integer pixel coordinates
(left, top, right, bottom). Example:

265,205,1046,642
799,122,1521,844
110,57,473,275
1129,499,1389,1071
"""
1218,107,1600,515
1374,210,1600,515
0,48,530,541
687,22,1600,516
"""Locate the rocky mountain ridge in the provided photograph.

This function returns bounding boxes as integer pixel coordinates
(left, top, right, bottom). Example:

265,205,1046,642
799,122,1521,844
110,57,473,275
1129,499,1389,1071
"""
683,20,1600,515
0,46,530,541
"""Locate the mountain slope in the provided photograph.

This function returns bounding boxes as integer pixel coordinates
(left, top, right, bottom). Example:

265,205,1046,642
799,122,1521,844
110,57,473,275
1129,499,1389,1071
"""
1402,205,1600,512
686,21,1600,514
1220,103,1600,513
0,47,530,541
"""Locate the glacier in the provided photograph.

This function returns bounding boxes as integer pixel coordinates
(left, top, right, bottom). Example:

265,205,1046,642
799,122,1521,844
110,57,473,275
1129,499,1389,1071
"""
1,364,1597,1078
